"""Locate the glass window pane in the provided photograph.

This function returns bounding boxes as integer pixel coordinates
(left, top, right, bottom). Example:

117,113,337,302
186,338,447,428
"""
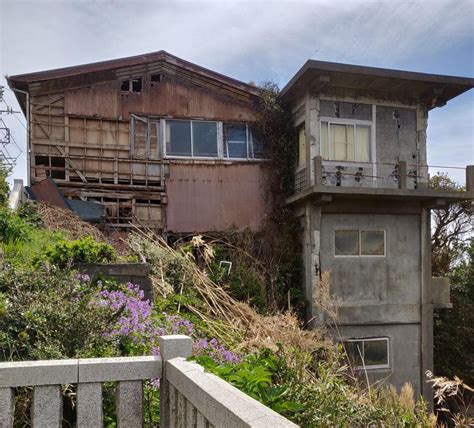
331,124,351,161
149,121,159,159
356,125,370,162
346,341,364,367
250,128,265,159
166,120,191,156
224,124,247,158
193,122,218,157
360,230,385,256
321,122,329,160
335,230,359,255
364,340,388,366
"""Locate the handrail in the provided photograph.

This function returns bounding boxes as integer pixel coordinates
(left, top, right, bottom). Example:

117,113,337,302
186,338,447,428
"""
0,335,297,428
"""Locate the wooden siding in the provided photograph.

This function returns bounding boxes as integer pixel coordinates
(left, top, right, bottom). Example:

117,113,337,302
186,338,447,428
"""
28,66,266,232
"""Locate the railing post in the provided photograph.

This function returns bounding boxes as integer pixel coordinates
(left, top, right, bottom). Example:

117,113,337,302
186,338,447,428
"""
0,388,14,428
466,165,474,192
398,160,407,189
313,156,323,186
158,335,193,428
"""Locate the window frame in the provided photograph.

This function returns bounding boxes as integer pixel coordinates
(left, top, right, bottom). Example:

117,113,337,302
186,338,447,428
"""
334,229,386,258
162,119,265,161
345,337,390,370
223,122,250,160
319,116,373,164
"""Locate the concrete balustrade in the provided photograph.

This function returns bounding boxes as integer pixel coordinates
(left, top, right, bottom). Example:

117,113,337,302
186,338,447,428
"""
0,335,297,428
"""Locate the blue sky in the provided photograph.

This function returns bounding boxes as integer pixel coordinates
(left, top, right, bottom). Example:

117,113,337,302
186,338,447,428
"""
0,0,473,185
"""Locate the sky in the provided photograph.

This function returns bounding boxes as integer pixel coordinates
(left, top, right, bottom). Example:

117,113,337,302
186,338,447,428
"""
0,0,473,185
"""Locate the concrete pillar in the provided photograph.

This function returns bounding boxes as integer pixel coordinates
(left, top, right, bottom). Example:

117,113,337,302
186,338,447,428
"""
420,208,434,406
31,385,62,428
398,161,407,190
77,383,103,427
116,380,143,428
313,156,323,186
158,335,193,428
0,387,14,428
466,165,474,192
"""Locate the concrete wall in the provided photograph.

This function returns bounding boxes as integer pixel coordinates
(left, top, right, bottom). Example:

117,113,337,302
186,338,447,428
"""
317,211,424,394
320,213,421,306
339,323,422,396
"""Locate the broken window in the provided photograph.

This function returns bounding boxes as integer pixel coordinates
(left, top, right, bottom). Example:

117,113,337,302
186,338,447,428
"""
335,229,385,257
131,116,159,159
121,77,142,93
345,338,389,369
321,121,371,162
150,73,162,87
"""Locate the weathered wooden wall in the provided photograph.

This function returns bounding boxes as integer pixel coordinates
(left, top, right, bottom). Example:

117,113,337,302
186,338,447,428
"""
28,68,266,232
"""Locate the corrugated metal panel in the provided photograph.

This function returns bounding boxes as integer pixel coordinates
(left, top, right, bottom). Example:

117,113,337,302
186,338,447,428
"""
166,163,269,233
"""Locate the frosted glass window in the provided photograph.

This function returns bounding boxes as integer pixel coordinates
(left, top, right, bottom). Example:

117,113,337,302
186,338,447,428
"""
335,229,385,257
321,121,371,162
193,121,218,157
321,122,329,159
355,125,370,162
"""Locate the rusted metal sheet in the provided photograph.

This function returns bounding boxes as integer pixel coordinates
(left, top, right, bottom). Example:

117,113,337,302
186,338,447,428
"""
28,178,69,209
166,163,269,233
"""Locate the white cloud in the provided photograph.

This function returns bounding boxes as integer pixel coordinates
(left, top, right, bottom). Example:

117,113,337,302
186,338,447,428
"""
0,0,473,184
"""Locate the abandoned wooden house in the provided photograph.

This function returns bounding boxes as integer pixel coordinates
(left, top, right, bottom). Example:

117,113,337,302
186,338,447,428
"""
7,51,269,233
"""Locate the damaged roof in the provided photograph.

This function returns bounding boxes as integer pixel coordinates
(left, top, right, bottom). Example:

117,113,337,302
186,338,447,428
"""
7,50,261,112
281,60,474,109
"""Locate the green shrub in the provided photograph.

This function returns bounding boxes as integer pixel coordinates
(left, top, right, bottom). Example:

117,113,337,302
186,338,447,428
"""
0,264,121,361
44,236,116,267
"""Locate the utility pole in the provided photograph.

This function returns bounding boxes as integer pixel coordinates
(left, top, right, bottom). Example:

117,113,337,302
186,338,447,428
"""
0,85,22,175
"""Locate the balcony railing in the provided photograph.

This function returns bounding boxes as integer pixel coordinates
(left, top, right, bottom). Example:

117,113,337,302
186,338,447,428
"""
0,335,297,428
293,157,474,195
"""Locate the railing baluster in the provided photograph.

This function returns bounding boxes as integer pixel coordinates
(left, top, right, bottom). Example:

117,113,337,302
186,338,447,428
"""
169,384,177,427
186,399,196,427
31,385,62,428
177,390,187,428
0,387,14,428
196,412,206,428
77,382,103,428
116,380,143,428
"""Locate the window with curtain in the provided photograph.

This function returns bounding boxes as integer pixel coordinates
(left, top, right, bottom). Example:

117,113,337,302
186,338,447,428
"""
321,121,371,162
297,126,306,168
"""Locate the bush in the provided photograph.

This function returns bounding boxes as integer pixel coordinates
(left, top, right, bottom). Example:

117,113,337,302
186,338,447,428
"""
44,235,116,267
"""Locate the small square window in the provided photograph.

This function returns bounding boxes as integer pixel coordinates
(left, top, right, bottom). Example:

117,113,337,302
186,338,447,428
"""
131,78,142,93
335,230,359,256
150,73,162,86
345,338,389,369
